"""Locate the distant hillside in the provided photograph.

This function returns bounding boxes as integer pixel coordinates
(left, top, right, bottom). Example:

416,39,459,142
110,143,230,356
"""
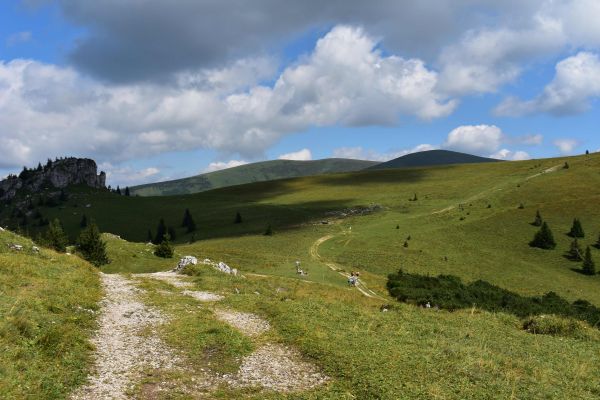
130,158,379,196
369,150,501,170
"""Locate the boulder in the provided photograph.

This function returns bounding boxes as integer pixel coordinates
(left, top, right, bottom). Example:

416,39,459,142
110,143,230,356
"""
173,256,198,273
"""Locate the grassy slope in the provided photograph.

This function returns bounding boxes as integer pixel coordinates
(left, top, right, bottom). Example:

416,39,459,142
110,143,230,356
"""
130,158,378,196
0,229,101,399
111,241,600,399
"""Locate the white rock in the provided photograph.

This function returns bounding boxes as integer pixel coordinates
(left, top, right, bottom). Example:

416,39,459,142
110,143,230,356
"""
8,243,23,251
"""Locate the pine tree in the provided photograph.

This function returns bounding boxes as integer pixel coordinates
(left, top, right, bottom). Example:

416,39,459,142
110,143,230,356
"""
154,218,167,244
264,224,273,236
568,238,583,261
154,233,174,258
532,210,543,227
44,218,68,252
181,209,196,232
76,222,109,267
80,214,88,228
168,226,177,241
234,211,243,224
116,186,122,195
568,218,585,238
530,222,556,249
147,229,153,243
582,246,596,275
124,187,130,196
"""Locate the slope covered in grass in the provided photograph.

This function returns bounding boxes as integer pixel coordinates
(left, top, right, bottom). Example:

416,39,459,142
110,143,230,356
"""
130,158,378,196
0,229,101,399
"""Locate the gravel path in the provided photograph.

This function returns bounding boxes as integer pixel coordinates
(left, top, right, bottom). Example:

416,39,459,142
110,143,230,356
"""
71,273,179,400
134,271,194,288
223,344,329,392
182,290,224,302
214,309,271,337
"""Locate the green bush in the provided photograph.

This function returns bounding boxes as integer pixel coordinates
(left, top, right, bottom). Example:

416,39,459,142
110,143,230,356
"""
523,315,599,340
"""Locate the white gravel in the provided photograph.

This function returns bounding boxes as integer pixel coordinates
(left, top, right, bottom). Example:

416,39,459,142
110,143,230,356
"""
223,344,329,392
71,273,179,400
181,290,224,302
134,271,194,288
214,309,271,337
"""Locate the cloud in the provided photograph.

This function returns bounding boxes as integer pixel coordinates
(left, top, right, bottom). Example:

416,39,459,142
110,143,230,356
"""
6,31,32,47
495,52,600,116
554,139,579,154
98,163,161,186
278,148,312,161
490,149,531,161
443,125,504,154
203,160,248,173
332,144,436,161
0,26,455,169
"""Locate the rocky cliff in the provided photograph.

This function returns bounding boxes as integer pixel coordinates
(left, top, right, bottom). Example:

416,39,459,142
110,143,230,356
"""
0,158,106,201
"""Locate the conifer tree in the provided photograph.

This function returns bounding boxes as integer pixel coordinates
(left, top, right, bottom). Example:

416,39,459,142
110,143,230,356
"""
44,218,68,252
168,226,177,241
530,222,556,249
264,224,273,236
181,209,196,233
124,187,130,196
582,246,596,275
116,186,122,195
147,229,153,243
568,238,583,261
80,214,88,228
76,222,109,266
568,218,585,238
234,211,243,224
154,218,167,244
154,233,174,258
532,210,543,227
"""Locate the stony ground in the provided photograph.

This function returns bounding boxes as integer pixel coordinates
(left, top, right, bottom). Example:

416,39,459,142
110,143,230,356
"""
71,274,179,400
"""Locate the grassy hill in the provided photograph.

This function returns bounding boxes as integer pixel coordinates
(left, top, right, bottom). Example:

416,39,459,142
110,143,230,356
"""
3,152,600,398
130,158,378,196
0,229,100,399
369,149,501,170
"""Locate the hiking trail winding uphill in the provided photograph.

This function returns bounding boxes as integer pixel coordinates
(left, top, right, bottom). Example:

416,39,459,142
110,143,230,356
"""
71,274,179,400
310,233,384,300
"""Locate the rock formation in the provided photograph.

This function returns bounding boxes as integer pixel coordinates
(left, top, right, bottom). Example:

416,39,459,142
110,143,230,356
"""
0,158,106,201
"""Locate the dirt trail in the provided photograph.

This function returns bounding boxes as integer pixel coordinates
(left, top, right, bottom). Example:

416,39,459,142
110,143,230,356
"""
310,234,384,300
71,273,179,400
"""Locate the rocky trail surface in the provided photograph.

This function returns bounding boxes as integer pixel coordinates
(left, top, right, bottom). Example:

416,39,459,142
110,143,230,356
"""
71,273,179,400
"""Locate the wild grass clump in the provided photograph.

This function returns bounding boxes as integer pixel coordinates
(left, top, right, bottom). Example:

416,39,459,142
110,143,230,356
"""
387,270,600,328
523,315,599,340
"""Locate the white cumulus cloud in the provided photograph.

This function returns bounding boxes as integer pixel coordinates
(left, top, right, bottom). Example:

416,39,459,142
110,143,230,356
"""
443,125,504,154
204,160,249,173
278,148,312,161
554,139,579,154
332,144,436,161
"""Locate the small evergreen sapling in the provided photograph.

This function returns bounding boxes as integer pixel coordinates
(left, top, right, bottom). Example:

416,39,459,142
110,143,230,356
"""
234,212,243,224
44,218,68,252
154,234,174,258
568,239,583,261
582,247,596,275
77,222,109,267
532,210,543,227
568,218,585,238
530,222,556,249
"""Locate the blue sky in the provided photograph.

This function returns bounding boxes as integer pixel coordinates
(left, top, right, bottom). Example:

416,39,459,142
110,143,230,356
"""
1,0,599,186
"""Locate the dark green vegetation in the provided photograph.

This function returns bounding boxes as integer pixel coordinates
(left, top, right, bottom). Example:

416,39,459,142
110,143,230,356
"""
387,270,600,327
130,158,378,196
76,221,110,266
0,229,101,399
368,149,501,170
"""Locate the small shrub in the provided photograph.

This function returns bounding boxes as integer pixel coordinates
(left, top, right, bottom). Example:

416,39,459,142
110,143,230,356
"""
523,315,598,340
154,234,174,258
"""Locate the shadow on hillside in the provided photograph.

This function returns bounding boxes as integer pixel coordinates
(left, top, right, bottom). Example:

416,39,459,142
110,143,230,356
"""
387,270,600,329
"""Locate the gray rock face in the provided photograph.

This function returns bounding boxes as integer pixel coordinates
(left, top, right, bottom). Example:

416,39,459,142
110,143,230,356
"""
0,158,106,201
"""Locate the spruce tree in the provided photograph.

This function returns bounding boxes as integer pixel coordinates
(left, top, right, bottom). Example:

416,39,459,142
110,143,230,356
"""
44,218,68,252
568,218,585,238
168,226,177,241
76,222,109,267
568,238,583,261
124,187,130,196
264,224,273,236
154,233,174,258
181,209,196,233
532,210,543,227
147,229,153,243
530,222,556,249
234,211,243,224
116,186,122,195
582,246,596,275
154,218,167,244
80,214,88,228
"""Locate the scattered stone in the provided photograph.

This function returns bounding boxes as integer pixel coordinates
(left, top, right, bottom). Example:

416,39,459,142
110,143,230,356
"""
181,290,224,302
32,246,40,253
172,256,198,273
8,243,23,251
223,344,328,392
214,309,270,337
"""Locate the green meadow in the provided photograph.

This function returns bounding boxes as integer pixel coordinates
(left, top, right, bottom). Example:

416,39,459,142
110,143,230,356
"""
2,152,600,398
